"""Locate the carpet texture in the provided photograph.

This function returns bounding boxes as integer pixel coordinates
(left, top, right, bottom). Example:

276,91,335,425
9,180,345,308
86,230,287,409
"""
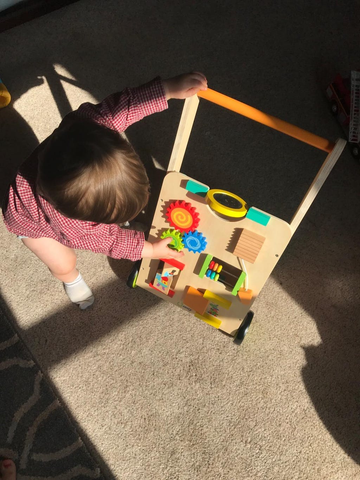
1,1,360,479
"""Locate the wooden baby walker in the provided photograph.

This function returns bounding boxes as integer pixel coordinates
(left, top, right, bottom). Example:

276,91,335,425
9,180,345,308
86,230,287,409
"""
128,86,346,345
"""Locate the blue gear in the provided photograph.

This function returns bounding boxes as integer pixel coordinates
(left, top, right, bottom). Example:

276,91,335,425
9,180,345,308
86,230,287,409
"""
183,231,207,253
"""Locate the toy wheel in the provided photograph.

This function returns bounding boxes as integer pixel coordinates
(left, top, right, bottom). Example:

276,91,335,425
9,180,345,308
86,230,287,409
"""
330,102,338,115
349,143,360,161
234,310,254,345
126,260,141,288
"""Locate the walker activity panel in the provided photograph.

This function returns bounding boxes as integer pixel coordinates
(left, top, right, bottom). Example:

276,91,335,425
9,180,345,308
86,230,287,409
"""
136,172,292,336
133,87,347,343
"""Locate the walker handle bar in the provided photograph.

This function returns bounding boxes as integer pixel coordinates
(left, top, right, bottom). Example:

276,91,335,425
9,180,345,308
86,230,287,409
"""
198,89,334,153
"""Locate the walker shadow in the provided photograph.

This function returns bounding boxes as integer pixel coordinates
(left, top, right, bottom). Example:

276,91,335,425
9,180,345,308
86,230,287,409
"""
270,148,360,463
128,117,360,464
128,84,360,465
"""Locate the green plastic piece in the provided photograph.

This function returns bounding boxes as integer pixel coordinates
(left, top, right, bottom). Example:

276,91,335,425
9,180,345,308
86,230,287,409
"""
199,254,213,278
185,180,209,197
246,207,270,226
231,271,247,296
161,229,184,251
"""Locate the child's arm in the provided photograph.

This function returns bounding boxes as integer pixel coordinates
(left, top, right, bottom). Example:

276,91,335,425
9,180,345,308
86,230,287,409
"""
141,237,185,260
52,220,183,262
76,78,168,132
76,72,207,133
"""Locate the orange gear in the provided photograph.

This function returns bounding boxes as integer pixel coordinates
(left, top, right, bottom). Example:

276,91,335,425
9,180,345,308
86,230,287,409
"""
166,200,200,233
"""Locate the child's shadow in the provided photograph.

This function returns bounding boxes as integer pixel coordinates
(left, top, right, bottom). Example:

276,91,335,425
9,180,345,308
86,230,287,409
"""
0,63,79,206
0,105,40,204
0,72,45,205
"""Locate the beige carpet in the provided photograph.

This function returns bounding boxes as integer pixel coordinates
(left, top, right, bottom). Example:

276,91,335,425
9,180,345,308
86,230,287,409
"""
1,1,360,479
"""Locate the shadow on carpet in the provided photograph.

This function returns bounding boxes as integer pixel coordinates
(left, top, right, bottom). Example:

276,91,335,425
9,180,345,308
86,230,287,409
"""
0,303,106,480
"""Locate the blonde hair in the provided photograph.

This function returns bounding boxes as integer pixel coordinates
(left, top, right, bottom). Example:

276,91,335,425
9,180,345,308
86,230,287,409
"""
37,119,150,224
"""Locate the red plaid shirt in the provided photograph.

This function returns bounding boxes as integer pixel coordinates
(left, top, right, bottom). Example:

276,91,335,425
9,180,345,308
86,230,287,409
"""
2,78,168,261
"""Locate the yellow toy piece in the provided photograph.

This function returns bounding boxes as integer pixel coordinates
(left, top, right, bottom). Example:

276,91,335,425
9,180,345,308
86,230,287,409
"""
0,79,11,108
203,290,232,310
205,189,248,218
195,312,222,329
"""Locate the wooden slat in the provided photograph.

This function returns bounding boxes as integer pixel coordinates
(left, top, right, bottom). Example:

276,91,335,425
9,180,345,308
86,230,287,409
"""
167,95,199,172
290,138,347,232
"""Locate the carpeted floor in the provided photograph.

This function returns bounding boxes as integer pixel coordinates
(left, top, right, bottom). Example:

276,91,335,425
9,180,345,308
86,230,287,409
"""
1,1,360,479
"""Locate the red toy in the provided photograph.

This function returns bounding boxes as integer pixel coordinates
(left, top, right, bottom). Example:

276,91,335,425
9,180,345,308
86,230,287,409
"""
326,70,360,160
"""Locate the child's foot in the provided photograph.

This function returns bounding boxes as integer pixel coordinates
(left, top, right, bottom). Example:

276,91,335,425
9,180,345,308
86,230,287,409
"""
76,296,95,310
63,273,94,310
0,459,16,480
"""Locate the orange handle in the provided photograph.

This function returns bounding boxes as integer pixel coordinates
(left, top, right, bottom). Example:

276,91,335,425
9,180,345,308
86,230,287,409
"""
198,89,334,153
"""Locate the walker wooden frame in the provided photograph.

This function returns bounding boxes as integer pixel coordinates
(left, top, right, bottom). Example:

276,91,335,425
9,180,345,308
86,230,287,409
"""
131,87,346,344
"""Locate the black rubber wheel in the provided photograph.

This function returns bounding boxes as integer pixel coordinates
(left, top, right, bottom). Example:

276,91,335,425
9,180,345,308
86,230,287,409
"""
234,311,254,345
349,143,360,161
330,102,338,115
126,260,141,288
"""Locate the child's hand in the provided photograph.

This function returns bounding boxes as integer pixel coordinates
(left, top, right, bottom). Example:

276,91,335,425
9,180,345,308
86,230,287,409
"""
141,238,185,259
163,72,207,100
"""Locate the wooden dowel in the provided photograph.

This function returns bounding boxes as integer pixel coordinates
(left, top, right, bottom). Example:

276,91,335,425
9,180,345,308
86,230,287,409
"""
290,138,346,232
198,89,335,153
168,95,199,172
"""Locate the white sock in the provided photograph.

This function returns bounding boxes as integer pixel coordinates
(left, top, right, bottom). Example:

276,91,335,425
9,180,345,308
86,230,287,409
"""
64,273,94,310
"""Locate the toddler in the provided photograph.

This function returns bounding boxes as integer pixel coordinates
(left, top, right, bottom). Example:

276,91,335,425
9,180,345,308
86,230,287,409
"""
2,72,208,309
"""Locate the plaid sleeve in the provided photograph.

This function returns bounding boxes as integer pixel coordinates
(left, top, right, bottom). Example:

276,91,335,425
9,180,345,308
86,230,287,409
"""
76,77,168,132
61,220,146,261
3,183,145,261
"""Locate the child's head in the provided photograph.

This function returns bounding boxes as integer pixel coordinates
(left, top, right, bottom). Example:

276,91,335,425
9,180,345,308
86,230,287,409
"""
37,119,150,224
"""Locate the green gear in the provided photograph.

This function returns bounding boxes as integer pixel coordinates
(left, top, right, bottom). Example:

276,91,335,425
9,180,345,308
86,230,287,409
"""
160,229,184,251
